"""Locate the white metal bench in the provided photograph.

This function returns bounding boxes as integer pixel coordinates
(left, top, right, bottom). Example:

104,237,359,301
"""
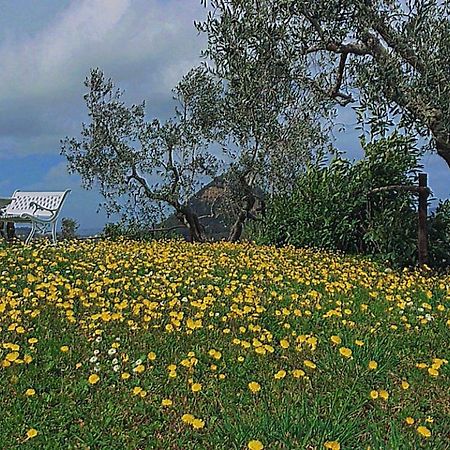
0,190,71,244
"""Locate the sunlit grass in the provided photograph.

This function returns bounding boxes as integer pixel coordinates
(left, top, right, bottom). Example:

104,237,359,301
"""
0,239,449,449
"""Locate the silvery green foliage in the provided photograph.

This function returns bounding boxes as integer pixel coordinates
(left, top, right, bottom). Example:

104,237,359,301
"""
61,68,222,241
198,0,450,169
197,1,333,240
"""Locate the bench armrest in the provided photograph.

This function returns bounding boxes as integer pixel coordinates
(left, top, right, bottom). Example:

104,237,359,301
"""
19,202,60,223
29,201,58,214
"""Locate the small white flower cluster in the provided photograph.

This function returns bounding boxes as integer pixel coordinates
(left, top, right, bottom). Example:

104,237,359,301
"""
90,349,101,372
89,335,123,373
109,337,121,372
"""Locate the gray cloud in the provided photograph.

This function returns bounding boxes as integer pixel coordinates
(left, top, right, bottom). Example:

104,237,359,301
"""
0,0,208,228
0,0,206,159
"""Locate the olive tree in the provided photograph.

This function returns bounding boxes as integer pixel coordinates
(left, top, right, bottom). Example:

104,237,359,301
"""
196,2,331,240
198,0,450,169
62,67,222,242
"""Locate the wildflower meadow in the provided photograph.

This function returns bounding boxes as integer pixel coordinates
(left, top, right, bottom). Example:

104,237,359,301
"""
0,239,449,449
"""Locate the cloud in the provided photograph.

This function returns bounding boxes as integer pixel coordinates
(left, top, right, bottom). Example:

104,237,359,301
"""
0,0,206,159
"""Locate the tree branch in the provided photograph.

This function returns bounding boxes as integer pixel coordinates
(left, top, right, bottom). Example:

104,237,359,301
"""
360,1,426,74
128,165,178,208
329,52,353,105
369,185,431,195
198,196,220,220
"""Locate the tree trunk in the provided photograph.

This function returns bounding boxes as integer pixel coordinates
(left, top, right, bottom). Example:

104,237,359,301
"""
228,194,255,242
178,206,205,242
435,138,450,169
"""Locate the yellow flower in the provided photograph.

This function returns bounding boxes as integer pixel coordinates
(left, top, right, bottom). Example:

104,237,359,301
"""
368,360,378,370
405,417,414,425
192,418,205,429
292,369,305,378
304,360,316,369
417,426,431,438
60,346,69,353
248,440,264,450
330,335,341,345
24,354,33,364
280,339,289,349
432,358,445,369
427,367,439,377
25,388,35,397
339,347,352,358
248,381,261,393
161,398,173,406
401,380,410,390
28,338,38,344
88,374,99,385
133,364,145,373
274,370,286,380
132,386,142,395
182,414,195,424
26,428,38,439
355,340,364,346
6,352,19,362
379,390,389,401
147,351,156,361
370,390,378,399
121,372,130,380
191,383,202,393
324,441,341,450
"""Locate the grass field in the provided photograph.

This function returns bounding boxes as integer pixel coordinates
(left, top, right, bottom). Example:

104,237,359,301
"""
0,239,449,449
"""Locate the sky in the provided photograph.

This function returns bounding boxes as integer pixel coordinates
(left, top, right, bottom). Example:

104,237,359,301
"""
0,0,448,233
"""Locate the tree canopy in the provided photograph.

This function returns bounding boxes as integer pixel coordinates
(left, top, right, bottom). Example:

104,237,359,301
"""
62,67,222,242
198,0,450,169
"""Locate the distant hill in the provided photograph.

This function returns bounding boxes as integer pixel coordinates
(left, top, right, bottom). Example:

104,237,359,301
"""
162,177,230,240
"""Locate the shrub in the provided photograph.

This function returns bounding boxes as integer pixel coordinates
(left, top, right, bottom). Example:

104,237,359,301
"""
61,218,79,240
429,200,450,268
253,134,449,268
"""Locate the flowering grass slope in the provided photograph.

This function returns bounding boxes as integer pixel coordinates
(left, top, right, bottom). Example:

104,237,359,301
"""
0,240,449,449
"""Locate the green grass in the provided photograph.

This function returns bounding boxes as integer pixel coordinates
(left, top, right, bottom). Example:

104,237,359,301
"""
0,239,449,449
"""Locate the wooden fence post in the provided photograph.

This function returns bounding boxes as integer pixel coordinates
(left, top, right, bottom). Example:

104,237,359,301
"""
418,173,429,266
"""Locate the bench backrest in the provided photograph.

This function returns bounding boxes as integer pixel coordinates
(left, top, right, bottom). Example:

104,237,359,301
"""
5,190,71,219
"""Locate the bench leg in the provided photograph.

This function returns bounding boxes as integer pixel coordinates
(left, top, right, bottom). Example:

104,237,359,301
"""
25,222,37,245
51,220,58,244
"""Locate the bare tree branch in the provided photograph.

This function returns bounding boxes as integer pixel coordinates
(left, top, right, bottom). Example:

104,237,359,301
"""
369,185,431,195
198,196,220,220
